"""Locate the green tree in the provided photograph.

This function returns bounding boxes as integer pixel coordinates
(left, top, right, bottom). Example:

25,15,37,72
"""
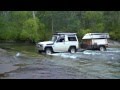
0,11,120,42
20,18,39,43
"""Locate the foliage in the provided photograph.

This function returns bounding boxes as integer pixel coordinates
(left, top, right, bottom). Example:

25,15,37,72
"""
0,11,120,43
20,18,39,43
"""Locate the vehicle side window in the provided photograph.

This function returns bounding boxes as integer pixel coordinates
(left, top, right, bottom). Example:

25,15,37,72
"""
68,37,77,41
57,37,65,42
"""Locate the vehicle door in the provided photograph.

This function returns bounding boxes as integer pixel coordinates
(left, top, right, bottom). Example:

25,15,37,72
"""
53,36,66,52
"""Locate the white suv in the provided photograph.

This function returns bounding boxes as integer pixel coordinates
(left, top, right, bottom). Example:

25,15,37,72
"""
36,33,79,54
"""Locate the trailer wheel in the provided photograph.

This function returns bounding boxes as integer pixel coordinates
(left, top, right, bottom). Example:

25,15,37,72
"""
99,46,106,51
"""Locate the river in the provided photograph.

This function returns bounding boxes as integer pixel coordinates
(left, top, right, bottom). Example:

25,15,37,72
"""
0,43,120,79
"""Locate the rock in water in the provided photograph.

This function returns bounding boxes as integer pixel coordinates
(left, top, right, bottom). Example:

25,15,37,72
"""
16,52,20,57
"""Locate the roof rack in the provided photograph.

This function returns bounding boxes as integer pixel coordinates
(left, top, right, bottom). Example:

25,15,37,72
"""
54,32,77,35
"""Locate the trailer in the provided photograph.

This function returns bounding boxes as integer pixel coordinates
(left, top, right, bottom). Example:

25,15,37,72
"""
80,33,110,51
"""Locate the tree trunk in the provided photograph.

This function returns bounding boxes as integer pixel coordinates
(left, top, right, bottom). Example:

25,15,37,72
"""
32,11,36,19
52,16,54,34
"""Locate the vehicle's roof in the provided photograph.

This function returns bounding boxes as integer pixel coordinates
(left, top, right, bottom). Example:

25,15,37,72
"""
54,33,76,35
82,33,110,39
88,33,109,35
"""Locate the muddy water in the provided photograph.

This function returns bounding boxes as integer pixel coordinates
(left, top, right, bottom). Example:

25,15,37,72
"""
0,43,120,79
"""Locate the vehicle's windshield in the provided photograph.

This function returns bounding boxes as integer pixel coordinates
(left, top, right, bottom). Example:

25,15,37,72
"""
51,35,57,42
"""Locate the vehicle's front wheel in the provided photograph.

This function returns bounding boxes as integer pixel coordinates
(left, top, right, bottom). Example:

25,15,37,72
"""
99,46,106,51
45,48,53,55
69,47,76,53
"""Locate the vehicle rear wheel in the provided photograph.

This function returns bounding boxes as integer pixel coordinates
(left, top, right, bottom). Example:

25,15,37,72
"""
69,47,76,53
38,50,42,53
45,48,52,55
99,46,106,51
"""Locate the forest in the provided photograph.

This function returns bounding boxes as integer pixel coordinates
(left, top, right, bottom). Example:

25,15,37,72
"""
0,11,120,43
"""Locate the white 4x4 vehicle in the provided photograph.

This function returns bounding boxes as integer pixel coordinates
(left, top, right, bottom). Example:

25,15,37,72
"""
36,33,79,54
